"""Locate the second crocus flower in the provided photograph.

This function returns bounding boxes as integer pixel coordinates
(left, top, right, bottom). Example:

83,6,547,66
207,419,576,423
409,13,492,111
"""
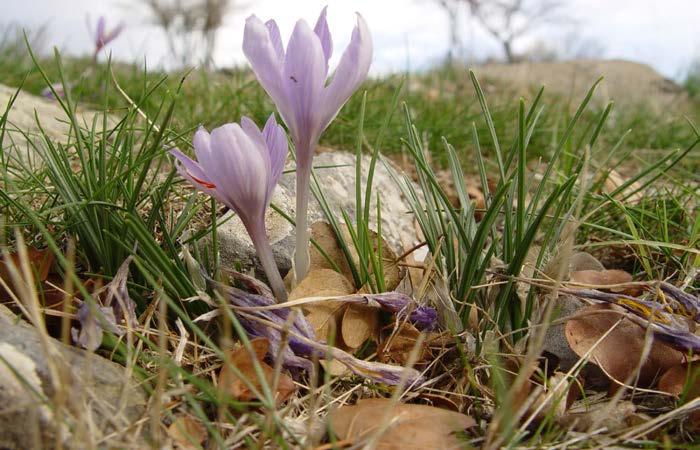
243,7,373,282
171,114,289,302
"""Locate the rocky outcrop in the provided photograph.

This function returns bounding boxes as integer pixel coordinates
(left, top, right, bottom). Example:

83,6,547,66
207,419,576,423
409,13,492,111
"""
0,304,147,449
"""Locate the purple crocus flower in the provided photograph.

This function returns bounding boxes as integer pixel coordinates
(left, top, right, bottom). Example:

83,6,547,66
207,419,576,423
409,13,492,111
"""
171,115,289,301
94,16,124,56
243,7,373,281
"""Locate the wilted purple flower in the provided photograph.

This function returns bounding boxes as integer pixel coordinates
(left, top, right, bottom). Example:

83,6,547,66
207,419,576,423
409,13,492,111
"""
243,7,373,281
562,287,700,354
41,82,71,101
71,257,136,351
203,277,426,386
72,304,120,352
319,291,438,332
171,115,289,301
94,16,124,56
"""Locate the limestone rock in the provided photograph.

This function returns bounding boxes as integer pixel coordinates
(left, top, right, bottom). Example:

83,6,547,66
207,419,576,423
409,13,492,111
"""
0,83,113,165
0,304,147,449
214,151,421,278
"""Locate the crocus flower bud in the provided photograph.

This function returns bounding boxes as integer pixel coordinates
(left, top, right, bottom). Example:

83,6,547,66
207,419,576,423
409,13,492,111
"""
171,114,289,301
243,7,373,282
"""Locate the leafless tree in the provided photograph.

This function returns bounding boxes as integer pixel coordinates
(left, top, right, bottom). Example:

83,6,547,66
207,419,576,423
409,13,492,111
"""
465,0,572,63
140,0,238,68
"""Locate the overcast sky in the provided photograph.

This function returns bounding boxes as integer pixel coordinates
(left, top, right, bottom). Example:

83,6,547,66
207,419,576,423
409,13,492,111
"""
4,0,700,79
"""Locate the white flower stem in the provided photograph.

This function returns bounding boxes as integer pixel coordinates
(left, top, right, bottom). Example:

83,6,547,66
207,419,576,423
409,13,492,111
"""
294,160,312,282
248,220,287,302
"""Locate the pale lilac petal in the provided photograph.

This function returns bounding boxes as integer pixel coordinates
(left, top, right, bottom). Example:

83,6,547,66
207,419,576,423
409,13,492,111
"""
192,127,216,172
240,115,272,172
320,13,372,130
243,16,294,131
262,114,288,189
96,17,106,43
265,20,285,62
313,6,333,74
170,149,214,187
103,22,124,45
282,19,328,148
210,124,268,218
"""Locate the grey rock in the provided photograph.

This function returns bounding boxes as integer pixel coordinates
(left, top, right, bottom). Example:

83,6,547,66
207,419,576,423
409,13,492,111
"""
0,305,147,449
569,252,606,272
542,294,586,371
214,151,421,278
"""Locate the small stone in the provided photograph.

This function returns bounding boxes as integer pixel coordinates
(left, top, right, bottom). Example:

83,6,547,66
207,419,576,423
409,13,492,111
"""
543,294,586,371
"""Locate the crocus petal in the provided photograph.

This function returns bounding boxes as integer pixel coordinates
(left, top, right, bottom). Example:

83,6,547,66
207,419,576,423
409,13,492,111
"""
313,6,333,74
320,13,372,131
243,16,294,132
210,124,269,218
192,127,217,173
72,304,121,352
282,19,328,148
240,115,272,174
96,17,106,43
170,149,217,188
265,20,285,63
262,114,288,189
104,23,124,45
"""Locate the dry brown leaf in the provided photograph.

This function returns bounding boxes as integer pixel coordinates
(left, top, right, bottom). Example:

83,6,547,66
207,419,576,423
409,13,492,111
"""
658,362,700,432
379,322,433,366
602,168,644,204
308,222,357,282
167,415,207,450
529,372,579,421
290,269,354,343
308,221,404,292
219,338,296,405
330,398,475,449
342,303,379,350
570,269,633,292
289,268,355,301
0,247,54,283
658,362,700,397
565,304,684,389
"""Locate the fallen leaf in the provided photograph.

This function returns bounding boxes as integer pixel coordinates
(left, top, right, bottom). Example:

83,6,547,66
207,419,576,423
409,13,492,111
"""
219,338,296,406
167,415,207,450
291,269,354,344
658,362,700,432
308,222,357,283
378,322,433,366
342,303,379,350
570,269,633,293
601,168,644,204
658,362,700,397
565,304,684,390
0,247,54,284
330,398,475,449
529,372,579,421
308,221,405,292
